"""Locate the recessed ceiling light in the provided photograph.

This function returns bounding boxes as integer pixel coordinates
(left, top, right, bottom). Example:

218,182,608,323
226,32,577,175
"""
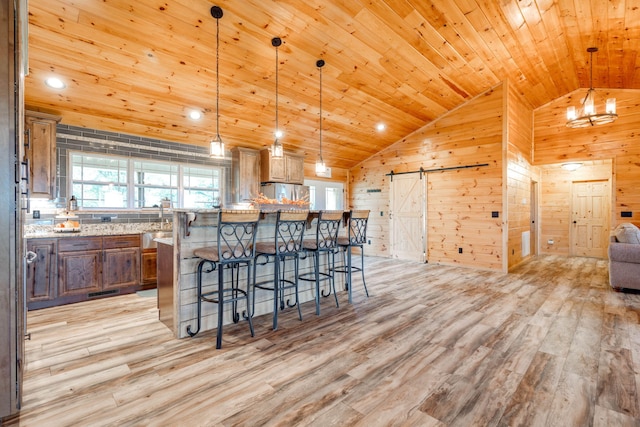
188,110,202,120
376,123,386,131
44,77,66,89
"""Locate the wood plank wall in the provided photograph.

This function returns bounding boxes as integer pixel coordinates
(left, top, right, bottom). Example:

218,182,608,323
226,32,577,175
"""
538,161,612,255
506,81,536,269
534,88,640,227
350,84,505,270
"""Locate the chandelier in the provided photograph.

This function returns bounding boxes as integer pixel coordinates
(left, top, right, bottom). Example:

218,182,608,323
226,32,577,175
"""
209,5,225,159
315,59,326,174
566,47,617,128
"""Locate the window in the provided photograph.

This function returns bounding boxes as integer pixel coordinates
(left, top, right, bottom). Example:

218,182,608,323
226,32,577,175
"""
183,166,221,209
71,154,127,208
303,179,343,210
70,152,222,209
134,160,178,208
326,187,340,210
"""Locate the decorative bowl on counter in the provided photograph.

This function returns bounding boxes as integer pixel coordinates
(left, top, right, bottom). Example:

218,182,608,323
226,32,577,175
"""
54,220,81,232
54,212,81,232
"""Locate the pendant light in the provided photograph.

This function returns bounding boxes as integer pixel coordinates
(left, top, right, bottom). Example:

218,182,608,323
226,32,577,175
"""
271,37,284,158
315,59,327,175
209,6,225,159
566,47,618,128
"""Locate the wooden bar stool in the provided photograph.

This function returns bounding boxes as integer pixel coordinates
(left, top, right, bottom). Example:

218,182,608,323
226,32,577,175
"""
335,210,370,303
186,209,260,349
252,210,309,330
300,210,343,315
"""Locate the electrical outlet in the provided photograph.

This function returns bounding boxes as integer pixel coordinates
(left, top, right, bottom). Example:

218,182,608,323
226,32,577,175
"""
101,216,112,222
458,247,463,254
368,240,371,245
33,210,40,219
547,239,554,245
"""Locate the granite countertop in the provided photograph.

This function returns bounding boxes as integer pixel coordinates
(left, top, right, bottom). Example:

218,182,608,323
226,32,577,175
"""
155,237,173,246
24,222,172,239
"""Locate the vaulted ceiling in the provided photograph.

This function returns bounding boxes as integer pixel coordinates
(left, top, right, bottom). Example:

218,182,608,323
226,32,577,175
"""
25,0,640,170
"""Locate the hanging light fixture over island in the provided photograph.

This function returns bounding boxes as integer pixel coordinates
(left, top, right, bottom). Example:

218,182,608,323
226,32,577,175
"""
209,5,225,159
271,37,284,159
315,59,327,175
566,47,618,128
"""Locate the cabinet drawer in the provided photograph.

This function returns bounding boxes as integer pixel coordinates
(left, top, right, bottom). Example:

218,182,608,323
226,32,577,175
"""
58,237,102,252
103,235,140,249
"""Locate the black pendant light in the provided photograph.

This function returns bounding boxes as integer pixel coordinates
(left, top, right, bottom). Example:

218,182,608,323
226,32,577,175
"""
209,6,225,159
315,59,326,174
271,37,284,158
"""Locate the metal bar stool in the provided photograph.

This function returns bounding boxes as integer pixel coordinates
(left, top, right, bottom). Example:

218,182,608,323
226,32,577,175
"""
252,210,309,330
186,209,260,349
334,210,370,304
300,210,343,315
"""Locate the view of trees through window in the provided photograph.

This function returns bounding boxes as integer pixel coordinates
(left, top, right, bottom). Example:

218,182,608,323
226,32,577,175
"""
70,152,221,209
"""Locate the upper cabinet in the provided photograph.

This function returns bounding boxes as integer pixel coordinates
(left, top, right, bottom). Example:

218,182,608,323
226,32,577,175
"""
25,110,61,199
260,149,305,184
231,147,260,203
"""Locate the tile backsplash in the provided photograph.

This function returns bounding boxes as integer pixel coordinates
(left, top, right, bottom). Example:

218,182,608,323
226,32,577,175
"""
27,124,232,225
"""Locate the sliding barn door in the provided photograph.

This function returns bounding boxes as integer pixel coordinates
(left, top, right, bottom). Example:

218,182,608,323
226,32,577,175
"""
571,180,610,258
390,174,426,262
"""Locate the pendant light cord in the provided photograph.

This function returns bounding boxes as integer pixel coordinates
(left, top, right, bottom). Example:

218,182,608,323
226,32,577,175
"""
275,44,279,135
319,64,322,160
589,50,594,90
215,13,221,140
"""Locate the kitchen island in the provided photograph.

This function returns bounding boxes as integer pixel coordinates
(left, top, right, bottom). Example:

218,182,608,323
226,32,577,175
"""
163,208,344,339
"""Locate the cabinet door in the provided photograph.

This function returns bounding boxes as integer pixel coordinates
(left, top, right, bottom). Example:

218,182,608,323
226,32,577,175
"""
58,250,102,296
232,147,260,202
260,149,287,183
25,111,59,198
26,239,57,303
286,154,305,184
103,247,140,289
141,249,157,286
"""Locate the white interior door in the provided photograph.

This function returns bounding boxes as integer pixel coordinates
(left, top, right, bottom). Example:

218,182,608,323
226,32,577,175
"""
571,180,610,258
390,173,426,262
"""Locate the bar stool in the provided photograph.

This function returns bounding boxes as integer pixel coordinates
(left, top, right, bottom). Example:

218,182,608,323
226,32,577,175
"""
252,210,309,330
186,209,260,349
334,210,370,303
300,210,343,315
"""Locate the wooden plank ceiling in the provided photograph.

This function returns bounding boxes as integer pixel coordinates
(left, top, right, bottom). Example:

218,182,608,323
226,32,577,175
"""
25,0,640,170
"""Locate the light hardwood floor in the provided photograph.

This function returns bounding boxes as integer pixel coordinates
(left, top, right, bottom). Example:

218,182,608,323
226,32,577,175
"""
3,255,640,426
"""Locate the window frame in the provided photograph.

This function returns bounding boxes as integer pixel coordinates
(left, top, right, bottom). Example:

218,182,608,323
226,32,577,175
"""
68,151,224,210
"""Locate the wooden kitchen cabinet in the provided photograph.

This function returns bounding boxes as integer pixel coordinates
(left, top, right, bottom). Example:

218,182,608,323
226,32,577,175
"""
26,239,57,309
260,149,305,184
286,153,305,184
27,234,147,310
102,235,140,289
25,110,60,199
141,249,158,286
232,147,260,202
57,237,103,298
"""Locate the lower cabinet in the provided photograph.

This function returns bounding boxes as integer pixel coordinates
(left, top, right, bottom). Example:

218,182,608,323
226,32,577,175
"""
103,235,140,289
141,248,158,286
27,234,143,309
58,237,103,298
26,239,57,307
